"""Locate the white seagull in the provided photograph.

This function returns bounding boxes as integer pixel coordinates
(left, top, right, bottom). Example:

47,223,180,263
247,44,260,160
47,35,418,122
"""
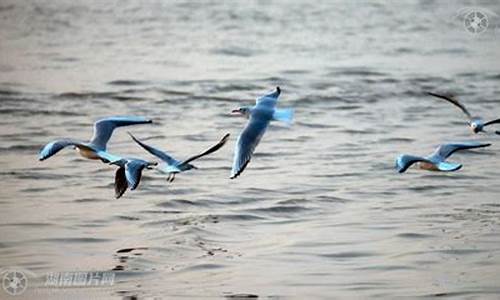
396,141,491,173
428,92,500,134
129,132,230,182
230,86,294,179
39,116,153,163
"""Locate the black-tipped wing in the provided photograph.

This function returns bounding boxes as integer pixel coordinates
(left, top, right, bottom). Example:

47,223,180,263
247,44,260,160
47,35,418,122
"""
181,133,230,165
432,142,491,160
396,154,432,173
90,116,152,150
128,132,178,165
231,118,269,179
256,86,281,108
484,118,500,127
427,92,472,119
114,166,128,199
39,139,85,161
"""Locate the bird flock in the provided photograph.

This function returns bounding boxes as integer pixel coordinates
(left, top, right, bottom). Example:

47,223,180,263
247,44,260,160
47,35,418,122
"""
39,87,497,198
396,92,496,173
39,86,293,198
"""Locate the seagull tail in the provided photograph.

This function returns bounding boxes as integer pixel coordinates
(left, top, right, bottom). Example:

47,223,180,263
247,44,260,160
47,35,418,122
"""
436,161,462,172
273,108,294,125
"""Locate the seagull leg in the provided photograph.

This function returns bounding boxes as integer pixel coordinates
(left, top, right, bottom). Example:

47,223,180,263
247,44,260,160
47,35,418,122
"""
170,173,176,183
166,173,172,182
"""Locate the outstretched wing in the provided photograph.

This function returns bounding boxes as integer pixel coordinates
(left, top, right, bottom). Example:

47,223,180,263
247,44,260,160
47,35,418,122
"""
90,116,152,150
95,151,123,164
114,166,128,199
231,117,269,179
181,133,230,165
128,132,179,165
396,154,432,173
39,139,85,161
427,92,472,120
484,118,500,127
432,142,491,160
125,160,147,191
255,86,281,108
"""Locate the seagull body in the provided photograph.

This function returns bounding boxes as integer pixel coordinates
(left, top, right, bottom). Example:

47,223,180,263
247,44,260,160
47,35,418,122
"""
39,116,153,163
129,132,230,182
230,86,294,179
396,142,491,173
427,92,500,134
111,157,157,199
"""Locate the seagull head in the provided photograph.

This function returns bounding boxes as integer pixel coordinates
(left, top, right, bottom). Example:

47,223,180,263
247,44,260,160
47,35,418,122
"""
231,106,252,118
146,161,158,169
469,119,484,133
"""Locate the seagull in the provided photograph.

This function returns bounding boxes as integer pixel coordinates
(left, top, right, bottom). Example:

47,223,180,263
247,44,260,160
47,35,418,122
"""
39,116,153,163
111,158,157,199
230,86,294,179
396,142,491,173
129,132,230,182
427,92,500,134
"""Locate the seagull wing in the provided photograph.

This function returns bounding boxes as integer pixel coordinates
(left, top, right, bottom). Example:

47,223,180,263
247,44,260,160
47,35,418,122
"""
125,159,148,191
114,166,128,199
427,92,473,120
90,116,152,150
39,139,86,161
484,118,500,127
95,151,124,164
396,154,433,173
231,117,269,179
181,133,230,165
432,142,491,160
128,132,179,165
255,86,281,108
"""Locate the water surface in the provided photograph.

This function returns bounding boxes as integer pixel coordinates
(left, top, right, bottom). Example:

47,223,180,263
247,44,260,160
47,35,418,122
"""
1,1,500,299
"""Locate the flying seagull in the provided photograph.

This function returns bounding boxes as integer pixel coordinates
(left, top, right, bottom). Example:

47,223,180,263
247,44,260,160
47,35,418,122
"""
111,158,157,199
396,141,491,173
230,86,294,179
129,132,230,182
427,92,500,134
39,116,153,163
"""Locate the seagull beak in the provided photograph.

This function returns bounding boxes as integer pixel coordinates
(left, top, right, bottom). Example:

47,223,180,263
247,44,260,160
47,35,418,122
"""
231,109,241,115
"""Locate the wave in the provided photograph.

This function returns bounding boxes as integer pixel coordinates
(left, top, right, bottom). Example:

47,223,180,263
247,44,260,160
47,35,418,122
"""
107,80,150,86
0,108,83,117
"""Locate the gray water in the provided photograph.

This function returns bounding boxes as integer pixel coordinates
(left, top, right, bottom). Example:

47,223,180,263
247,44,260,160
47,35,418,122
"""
1,1,500,299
